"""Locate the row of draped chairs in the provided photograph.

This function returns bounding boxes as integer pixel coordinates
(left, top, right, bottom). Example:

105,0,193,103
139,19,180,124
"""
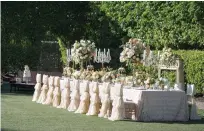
32,74,136,121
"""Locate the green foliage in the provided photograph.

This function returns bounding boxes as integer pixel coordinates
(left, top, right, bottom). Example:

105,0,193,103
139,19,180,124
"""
2,2,123,72
157,50,204,93
2,1,203,95
57,37,67,65
124,50,204,94
174,50,204,93
161,71,176,87
99,1,204,49
1,2,92,72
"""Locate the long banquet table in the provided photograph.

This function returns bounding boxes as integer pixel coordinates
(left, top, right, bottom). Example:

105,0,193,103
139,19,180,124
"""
62,79,189,122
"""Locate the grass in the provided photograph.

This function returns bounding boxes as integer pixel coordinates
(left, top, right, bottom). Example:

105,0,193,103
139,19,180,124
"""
1,86,204,131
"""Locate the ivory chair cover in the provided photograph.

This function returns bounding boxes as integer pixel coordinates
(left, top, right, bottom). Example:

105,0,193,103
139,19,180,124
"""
75,80,90,114
109,83,125,121
86,81,100,116
68,79,80,112
186,84,201,120
58,78,70,109
43,76,54,105
98,82,111,118
37,74,49,104
32,74,42,102
52,77,61,107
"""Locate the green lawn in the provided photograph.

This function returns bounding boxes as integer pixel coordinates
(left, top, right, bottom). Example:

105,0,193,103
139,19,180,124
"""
1,89,204,131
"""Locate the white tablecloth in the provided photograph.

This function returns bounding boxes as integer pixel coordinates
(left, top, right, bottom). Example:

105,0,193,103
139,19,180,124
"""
64,79,189,121
123,90,189,121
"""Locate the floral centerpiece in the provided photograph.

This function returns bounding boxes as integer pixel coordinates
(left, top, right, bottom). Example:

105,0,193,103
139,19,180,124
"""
135,71,146,86
114,77,126,84
63,67,67,76
63,67,74,77
125,76,134,86
156,77,169,90
92,71,102,82
71,39,95,69
118,67,126,75
71,70,82,79
120,38,145,66
80,70,93,81
87,65,94,71
101,71,116,83
116,67,126,78
144,77,156,89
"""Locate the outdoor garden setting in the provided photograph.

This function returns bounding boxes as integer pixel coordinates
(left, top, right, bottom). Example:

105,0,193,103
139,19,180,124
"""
1,1,204,131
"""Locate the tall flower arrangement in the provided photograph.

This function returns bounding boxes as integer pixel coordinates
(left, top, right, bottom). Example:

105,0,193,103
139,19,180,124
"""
71,39,95,69
120,38,145,65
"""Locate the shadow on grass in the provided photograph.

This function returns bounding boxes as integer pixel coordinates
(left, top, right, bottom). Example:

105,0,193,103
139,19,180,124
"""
1,83,34,96
1,128,19,131
121,117,204,124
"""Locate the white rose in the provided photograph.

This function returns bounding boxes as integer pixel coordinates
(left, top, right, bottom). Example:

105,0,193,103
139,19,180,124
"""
71,49,75,53
124,48,129,53
120,56,125,62
120,51,125,56
78,47,83,51
92,42,95,47
76,49,80,53
80,39,85,43
84,54,88,58
127,50,135,58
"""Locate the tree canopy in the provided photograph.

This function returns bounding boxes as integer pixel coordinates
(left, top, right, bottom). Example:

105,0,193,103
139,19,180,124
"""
2,1,204,72
99,1,204,49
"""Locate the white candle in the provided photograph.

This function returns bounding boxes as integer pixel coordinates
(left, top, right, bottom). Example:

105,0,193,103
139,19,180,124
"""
67,49,69,57
143,50,146,60
150,51,153,58
94,48,97,61
108,49,111,61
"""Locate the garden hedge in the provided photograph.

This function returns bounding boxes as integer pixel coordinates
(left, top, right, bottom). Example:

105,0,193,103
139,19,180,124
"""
99,1,204,50
162,50,204,94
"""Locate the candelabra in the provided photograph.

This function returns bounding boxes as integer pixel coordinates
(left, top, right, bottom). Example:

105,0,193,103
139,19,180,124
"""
94,48,111,68
66,48,72,67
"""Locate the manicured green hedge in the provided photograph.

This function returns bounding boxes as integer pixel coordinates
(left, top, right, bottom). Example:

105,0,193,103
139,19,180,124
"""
162,50,204,94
